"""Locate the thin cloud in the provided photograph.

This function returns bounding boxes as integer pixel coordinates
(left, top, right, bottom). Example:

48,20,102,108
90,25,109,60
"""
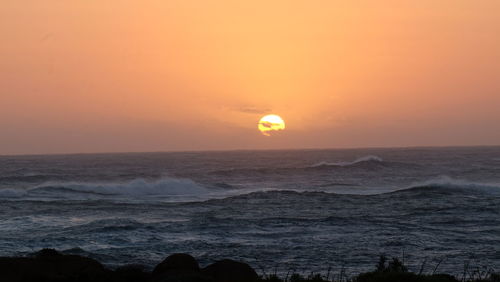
237,106,271,114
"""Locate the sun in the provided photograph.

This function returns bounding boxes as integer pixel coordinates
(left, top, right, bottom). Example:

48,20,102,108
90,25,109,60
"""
258,114,285,136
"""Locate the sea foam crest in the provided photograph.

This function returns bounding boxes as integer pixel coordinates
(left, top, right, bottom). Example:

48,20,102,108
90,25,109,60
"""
309,155,383,168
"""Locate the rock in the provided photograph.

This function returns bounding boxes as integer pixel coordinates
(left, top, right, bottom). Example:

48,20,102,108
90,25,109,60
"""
154,273,214,282
152,253,212,281
153,253,200,276
33,248,63,259
0,250,257,282
0,249,111,282
114,264,151,282
202,259,258,282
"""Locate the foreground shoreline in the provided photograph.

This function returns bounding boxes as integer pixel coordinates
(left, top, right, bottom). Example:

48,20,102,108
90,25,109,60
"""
1,249,498,282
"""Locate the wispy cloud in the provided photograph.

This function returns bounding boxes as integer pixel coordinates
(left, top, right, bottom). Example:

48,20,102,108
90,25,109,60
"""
236,106,271,114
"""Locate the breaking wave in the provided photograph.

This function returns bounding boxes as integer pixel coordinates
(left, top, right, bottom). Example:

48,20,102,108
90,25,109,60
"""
2,174,499,203
220,176,500,200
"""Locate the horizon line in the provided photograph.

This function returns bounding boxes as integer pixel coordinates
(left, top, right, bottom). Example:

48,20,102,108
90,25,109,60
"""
1,144,500,158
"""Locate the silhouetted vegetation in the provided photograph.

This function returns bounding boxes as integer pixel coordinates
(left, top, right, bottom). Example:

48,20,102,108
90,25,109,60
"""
259,256,500,282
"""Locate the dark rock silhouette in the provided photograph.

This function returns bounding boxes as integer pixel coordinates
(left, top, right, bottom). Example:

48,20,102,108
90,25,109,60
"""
152,253,212,282
33,248,63,259
153,253,200,276
114,264,151,282
0,248,111,282
0,249,495,282
202,259,258,282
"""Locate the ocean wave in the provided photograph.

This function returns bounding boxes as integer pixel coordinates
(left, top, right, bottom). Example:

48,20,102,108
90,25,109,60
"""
2,174,499,203
0,177,210,200
390,176,500,195
212,177,500,201
0,188,28,198
209,166,283,176
308,155,384,168
0,174,54,183
210,155,387,176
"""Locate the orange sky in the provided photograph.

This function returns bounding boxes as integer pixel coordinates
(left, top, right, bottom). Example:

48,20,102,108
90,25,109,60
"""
1,0,499,154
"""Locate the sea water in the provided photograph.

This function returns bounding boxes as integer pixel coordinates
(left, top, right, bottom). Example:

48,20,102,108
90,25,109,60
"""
0,147,499,276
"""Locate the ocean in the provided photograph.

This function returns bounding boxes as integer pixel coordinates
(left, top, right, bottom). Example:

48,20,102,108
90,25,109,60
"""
1,147,499,276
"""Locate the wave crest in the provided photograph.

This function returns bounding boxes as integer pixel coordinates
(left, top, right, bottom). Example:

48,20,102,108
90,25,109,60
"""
0,177,209,200
392,176,500,196
308,155,384,168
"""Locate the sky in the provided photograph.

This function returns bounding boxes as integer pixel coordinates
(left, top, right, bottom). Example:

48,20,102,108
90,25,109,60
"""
1,1,499,155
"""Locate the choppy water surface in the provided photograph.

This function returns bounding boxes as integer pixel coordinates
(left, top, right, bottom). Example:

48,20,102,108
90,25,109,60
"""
1,147,500,276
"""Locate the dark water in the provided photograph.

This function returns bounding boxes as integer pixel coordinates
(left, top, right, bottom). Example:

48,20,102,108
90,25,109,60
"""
1,147,500,276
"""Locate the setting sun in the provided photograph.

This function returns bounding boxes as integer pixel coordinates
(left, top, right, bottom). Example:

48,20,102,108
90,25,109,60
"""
258,114,285,136
1,1,500,280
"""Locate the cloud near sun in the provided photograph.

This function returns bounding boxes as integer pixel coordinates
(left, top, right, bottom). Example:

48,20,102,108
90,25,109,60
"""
258,115,286,136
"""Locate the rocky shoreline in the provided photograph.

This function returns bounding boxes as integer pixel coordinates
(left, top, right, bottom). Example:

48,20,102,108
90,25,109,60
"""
0,249,498,282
